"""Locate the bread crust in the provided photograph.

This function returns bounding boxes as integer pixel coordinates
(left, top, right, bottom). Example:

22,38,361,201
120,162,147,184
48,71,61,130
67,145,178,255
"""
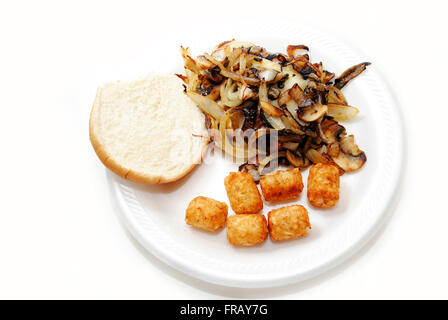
89,75,209,184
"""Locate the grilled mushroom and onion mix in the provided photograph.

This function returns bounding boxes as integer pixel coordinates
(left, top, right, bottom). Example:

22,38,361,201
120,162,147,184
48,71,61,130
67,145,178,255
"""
178,40,369,182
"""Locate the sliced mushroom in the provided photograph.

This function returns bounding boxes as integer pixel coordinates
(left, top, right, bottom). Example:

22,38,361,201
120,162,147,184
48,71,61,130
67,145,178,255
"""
330,135,366,172
180,41,369,176
286,150,310,169
306,149,345,175
289,83,312,107
280,103,304,133
299,103,328,122
335,62,371,89
339,135,362,156
280,112,305,135
282,99,307,127
326,142,340,158
320,118,346,144
331,151,366,172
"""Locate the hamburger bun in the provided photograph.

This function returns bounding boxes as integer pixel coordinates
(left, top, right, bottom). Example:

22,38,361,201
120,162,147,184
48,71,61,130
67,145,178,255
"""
89,74,209,184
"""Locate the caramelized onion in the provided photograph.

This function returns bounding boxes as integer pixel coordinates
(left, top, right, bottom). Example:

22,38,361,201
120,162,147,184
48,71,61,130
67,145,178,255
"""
180,40,369,175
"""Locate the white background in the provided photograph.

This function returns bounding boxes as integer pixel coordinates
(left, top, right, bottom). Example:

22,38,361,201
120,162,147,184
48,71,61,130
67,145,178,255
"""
0,0,447,299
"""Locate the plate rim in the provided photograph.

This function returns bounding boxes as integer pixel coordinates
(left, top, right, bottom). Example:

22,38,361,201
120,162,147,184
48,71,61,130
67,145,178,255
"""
106,26,404,288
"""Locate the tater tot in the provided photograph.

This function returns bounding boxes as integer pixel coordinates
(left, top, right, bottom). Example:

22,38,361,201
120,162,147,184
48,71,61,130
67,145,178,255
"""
224,172,263,214
268,205,310,241
226,214,268,246
185,196,228,231
307,163,340,208
260,168,304,201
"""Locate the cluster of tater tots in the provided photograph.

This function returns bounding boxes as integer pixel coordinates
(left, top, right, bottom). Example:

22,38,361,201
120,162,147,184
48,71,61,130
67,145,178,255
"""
185,163,341,246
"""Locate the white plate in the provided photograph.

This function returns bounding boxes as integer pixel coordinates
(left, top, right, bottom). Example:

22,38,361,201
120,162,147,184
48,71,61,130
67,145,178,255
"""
106,25,403,288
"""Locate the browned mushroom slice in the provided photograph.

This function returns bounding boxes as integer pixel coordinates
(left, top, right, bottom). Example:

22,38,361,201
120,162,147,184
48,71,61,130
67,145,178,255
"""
286,150,310,169
335,62,371,89
331,135,366,172
299,103,328,122
281,106,305,134
320,119,346,144
289,83,310,107
281,115,304,134
326,142,340,158
339,135,362,156
278,94,308,127
306,149,345,175
331,151,366,172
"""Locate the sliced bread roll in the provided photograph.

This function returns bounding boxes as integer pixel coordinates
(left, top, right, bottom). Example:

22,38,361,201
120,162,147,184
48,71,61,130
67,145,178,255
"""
90,74,209,184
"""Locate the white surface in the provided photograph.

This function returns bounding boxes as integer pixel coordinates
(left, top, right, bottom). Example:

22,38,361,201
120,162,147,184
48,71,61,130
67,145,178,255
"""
112,29,403,288
0,0,447,299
